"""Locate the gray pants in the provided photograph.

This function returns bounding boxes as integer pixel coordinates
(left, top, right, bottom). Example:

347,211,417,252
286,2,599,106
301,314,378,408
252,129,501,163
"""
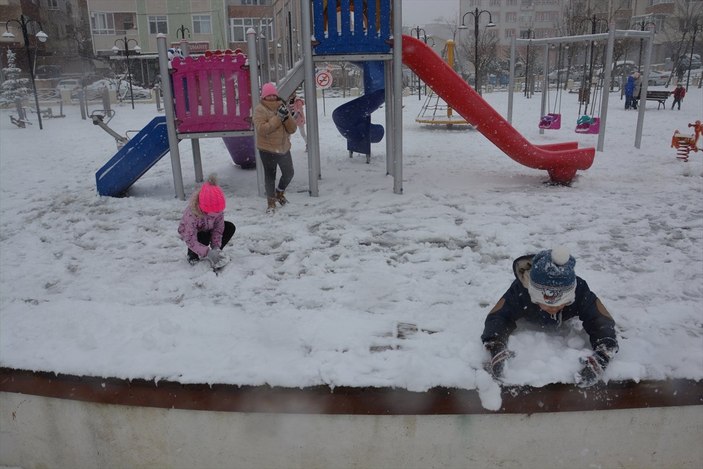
259,149,294,198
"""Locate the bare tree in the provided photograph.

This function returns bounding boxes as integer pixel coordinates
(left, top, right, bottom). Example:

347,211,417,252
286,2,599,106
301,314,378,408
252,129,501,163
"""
661,0,703,86
456,27,499,92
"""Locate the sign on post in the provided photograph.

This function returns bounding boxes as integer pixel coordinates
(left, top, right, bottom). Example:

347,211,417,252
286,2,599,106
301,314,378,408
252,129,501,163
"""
315,70,333,89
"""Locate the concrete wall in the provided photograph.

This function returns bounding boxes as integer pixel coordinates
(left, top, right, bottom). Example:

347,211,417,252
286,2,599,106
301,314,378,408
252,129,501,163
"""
2,392,702,469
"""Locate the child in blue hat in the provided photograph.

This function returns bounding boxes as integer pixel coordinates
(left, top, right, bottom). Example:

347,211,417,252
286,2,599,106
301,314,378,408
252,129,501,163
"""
481,246,618,387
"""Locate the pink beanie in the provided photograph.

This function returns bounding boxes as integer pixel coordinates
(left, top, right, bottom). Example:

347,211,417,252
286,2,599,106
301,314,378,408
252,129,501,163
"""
198,182,225,213
261,82,278,99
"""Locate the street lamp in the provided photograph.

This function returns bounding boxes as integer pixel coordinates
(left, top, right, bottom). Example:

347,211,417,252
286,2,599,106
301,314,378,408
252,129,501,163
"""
176,25,191,40
631,17,656,72
413,26,428,100
459,7,496,95
3,15,49,129
112,36,141,109
522,28,533,97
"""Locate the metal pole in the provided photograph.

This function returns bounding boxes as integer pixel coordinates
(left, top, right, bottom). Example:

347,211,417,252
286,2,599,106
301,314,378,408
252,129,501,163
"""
247,29,266,198
524,31,531,97
635,30,654,149
301,0,320,196
156,34,185,200
124,38,134,109
392,0,403,194
475,11,480,94
508,36,515,123
598,26,615,152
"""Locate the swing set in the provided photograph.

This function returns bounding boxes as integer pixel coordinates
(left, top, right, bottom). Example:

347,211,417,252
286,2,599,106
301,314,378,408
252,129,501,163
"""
508,27,656,151
539,44,564,131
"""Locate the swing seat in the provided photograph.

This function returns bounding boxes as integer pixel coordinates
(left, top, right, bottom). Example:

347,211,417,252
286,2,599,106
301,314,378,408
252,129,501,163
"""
575,116,600,134
539,113,562,130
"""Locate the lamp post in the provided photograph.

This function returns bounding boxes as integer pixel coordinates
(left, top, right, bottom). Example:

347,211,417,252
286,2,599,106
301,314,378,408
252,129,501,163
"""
632,17,656,72
112,36,141,109
176,25,191,40
459,7,496,96
522,28,533,97
413,26,428,100
685,20,699,91
3,15,48,129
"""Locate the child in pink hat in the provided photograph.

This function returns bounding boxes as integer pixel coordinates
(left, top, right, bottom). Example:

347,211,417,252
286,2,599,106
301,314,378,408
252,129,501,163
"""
253,82,298,213
178,174,236,267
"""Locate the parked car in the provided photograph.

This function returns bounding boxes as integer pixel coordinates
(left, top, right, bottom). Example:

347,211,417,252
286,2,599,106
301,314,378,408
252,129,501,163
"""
56,78,81,93
647,70,669,86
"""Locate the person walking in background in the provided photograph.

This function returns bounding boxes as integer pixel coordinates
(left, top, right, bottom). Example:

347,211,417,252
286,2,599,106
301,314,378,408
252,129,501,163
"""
624,74,635,110
288,92,307,151
631,72,642,110
253,82,298,214
481,246,618,387
671,83,686,110
178,174,236,269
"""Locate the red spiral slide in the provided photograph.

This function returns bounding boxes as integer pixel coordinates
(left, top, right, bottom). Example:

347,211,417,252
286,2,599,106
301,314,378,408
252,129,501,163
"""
401,35,595,184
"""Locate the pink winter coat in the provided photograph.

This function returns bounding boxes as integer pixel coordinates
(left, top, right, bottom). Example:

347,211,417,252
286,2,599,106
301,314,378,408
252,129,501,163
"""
178,206,224,258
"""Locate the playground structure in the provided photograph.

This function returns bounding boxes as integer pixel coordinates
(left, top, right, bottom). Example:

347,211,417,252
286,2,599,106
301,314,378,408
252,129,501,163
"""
415,40,471,128
95,0,600,200
508,27,655,151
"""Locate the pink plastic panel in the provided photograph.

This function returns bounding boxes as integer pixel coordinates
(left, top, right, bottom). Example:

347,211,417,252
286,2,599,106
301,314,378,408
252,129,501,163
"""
171,53,252,133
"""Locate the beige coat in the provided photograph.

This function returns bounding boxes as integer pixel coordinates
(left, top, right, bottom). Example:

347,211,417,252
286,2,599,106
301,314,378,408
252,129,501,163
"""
253,99,297,154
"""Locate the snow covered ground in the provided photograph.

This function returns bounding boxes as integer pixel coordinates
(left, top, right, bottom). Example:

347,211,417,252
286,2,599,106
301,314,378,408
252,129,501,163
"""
1,83,701,409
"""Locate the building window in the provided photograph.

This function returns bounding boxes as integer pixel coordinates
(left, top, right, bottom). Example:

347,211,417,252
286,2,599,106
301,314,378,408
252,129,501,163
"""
229,17,273,42
149,15,168,35
505,28,515,38
47,0,59,10
193,15,212,34
91,12,115,35
506,12,517,23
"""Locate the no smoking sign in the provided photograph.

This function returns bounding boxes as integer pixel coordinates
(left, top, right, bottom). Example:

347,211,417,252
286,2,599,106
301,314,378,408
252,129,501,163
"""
315,70,333,89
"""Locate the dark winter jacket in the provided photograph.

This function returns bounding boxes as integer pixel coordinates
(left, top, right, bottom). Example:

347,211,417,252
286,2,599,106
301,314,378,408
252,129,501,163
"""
481,255,618,353
624,76,635,97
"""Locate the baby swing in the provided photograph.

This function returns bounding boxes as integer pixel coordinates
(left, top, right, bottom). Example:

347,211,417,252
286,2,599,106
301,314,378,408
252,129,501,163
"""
539,44,563,130
575,43,602,134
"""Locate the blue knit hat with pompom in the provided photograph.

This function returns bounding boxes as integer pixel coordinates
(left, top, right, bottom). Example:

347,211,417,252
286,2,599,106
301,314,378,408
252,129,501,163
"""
528,246,576,306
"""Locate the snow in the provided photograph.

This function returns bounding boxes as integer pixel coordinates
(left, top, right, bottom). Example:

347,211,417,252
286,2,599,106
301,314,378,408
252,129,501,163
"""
1,84,702,410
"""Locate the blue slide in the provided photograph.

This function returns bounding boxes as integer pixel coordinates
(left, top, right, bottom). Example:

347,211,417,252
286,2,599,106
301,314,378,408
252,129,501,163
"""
95,116,170,197
332,61,385,155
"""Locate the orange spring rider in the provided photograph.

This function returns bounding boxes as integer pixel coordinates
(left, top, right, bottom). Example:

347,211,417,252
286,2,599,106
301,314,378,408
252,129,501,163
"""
671,120,702,162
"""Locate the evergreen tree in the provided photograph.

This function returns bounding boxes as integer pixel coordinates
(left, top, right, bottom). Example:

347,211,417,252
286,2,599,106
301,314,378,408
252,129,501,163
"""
0,50,30,106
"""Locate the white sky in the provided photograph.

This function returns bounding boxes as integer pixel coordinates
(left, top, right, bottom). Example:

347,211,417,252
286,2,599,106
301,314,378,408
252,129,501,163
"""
402,0,461,26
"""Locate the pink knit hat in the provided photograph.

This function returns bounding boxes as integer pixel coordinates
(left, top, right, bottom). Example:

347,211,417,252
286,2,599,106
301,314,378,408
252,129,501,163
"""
198,182,225,213
261,82,278,99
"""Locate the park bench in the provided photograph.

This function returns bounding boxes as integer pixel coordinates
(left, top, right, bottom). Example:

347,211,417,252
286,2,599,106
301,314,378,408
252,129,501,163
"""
644,90,670,109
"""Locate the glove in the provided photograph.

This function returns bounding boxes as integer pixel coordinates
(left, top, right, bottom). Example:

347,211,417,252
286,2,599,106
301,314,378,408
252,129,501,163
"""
484,341,515,380
574,345,616,388
277,104,290,121
205,248,222,267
